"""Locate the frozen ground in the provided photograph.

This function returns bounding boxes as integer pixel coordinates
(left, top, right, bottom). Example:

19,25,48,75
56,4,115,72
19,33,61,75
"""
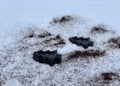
0,15,120,86
0,0,120,47
0,0,120,86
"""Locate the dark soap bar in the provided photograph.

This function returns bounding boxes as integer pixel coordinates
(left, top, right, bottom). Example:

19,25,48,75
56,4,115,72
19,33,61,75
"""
33,50,62,66
69,37,94,49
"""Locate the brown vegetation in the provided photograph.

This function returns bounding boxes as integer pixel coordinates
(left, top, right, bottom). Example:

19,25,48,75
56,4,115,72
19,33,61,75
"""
108,37,120,48
44,34,66,47
23,30,35,38
28,34,34,38
101,72,118,81
50,15,74,24
99,72,120,84
86,72,120,85
90,24,108,34
68,50,105,59
38,32,51,38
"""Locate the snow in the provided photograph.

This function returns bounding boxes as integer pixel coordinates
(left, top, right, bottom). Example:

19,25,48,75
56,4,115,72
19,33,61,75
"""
0,0,120,86
4,79,22,86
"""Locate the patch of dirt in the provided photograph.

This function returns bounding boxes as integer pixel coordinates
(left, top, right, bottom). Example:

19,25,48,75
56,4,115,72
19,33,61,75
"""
108,37,120,48
38,33,66,48
101,72,118,81
19,29,65,50
23,30,35,38
23,30,52,39
38,31,52,38
50,15,74,25
68,50,105,59
90,24,108,34
0,79,2,86
0,75,6,86
86,72,120,85
44,35,62,42
53,40,65,46
28,34,34,38
43,34,66,47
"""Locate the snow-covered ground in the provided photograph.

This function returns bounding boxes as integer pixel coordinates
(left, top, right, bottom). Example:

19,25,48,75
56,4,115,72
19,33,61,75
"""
0,0,120,86
0,0,120,47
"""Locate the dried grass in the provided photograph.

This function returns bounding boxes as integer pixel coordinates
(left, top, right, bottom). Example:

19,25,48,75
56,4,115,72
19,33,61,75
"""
68,50,105,59
108,37,120,48
50,15,74,25
90,24,108,34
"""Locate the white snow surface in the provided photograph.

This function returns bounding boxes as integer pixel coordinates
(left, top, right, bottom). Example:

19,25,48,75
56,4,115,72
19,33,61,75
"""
0,0,120,86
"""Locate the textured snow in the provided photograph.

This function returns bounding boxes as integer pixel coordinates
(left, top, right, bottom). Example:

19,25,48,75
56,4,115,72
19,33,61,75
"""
4,79,22,86
0,16,120,86
0,0,120,86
